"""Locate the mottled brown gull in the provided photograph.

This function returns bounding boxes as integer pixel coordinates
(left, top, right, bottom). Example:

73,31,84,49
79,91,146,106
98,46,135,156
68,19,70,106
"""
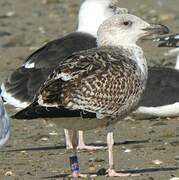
12,14,168,177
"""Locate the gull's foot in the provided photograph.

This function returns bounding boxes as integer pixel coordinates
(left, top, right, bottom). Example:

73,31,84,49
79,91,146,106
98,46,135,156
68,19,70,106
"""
107,169,140,177
66,143,106,150
66,145,73,150
77,144,106,150
68,173,89,178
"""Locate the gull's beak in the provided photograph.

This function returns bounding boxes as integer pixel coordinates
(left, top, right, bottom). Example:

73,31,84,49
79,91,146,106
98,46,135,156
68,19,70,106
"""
143,24,169,36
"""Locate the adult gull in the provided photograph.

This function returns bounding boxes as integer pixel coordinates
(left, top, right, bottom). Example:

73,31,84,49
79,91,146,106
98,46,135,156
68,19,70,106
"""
1,0,127,150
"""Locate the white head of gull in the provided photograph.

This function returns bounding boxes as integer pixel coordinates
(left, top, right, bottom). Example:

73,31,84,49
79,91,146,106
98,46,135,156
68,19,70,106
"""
13,14,169,177
77,0,128,37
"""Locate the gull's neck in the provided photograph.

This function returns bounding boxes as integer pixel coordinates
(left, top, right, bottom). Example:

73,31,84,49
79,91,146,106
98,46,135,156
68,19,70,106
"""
98,39,148,77
122,44,148,77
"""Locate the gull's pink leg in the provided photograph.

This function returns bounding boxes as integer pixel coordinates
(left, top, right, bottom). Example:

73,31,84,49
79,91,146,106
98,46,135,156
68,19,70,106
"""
68,130,88,178
64,129,73,149
78,130,106,150
107,130,139,177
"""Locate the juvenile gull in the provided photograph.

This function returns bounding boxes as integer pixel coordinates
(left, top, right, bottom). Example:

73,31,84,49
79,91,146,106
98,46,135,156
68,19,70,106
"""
0,96,10,147
134,33,179,118
1,0,127,150
12,14,168,177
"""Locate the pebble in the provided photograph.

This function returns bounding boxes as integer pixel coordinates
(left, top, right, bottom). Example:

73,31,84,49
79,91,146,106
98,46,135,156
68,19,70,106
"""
49,131,58,136
6,11,15,17
124,149,131,153
38,26,46,34
159,14,174,21
0,31,11,37
41,0,59,4
20,151,28,155
89,163,96,171
46,123,55,127
29,46,39,51
5,171,14,176
34,135,50,141
152,160,163,165
40,137,49,141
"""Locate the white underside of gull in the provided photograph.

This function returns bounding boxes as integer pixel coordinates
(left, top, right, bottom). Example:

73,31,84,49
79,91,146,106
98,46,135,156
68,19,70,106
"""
0,98,10,147
134,102,179,118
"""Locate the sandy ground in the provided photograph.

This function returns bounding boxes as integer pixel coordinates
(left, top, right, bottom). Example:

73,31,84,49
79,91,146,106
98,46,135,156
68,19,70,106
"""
0,0,179,179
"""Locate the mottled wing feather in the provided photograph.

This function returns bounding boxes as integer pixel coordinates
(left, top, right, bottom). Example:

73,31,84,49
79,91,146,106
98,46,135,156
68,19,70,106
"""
38,47,144,117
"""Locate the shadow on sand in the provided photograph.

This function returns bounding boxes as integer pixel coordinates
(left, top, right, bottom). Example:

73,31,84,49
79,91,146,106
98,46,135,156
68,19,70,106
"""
41,167,179,179
0,139,149,152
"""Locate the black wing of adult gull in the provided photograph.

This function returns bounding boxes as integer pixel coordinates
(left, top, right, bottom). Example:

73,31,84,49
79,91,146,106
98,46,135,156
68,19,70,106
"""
139,67,179,107
0,96,10,147
12,14,169,178
23,32,96,69
134,33,179,118
1,32,96,107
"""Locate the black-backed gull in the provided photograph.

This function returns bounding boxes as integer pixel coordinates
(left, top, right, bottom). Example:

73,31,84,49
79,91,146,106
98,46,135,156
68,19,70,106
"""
133,33,179,118
12,14,169,177
1,0,127,150
0,96,10,147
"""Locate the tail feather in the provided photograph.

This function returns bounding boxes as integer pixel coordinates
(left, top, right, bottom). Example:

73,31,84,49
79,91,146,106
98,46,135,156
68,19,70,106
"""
1,67,47,108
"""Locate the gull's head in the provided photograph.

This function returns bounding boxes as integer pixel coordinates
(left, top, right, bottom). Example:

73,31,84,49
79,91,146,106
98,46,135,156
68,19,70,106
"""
97,14,169,47
77,0,128,37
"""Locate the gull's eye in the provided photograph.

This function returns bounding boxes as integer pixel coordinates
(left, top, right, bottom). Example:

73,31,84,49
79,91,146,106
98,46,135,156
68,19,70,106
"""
123,21,132,26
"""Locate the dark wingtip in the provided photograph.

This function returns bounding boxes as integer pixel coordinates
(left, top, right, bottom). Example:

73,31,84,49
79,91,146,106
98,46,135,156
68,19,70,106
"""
155,33,179,48
11,101,39,120
11,110,29,119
